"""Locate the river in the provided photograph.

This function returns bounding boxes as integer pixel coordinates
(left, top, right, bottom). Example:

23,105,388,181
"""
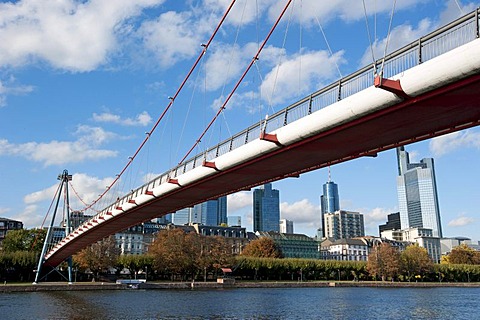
1,287,479,319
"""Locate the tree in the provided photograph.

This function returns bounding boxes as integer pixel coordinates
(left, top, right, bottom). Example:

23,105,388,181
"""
400,245,433,281
2,228,46,253
117,254,154,279
367,242,401,281
447,244,480,265
148,229,233,280
241,237,282,258
73,236,120,281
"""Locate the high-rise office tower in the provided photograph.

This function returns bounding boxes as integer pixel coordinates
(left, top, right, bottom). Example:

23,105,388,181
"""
193,196,228,226
253,183,280,232
320,173,340,237
396,146,443,238
171,208,191,225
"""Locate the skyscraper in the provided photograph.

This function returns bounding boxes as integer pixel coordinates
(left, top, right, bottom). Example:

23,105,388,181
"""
279,219,294,234
171,208,191,225
320,177,340,238
253,183,280,232
193,196,227,226
396,146,443,238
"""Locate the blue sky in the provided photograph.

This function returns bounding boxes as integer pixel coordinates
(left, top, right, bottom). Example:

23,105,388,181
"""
1,0,479,242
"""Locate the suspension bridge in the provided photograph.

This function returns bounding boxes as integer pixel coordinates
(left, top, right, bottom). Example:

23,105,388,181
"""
35,5,480,282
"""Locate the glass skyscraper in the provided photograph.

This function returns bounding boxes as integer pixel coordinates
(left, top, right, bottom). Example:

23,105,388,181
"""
253,183,280,232
396,146,443,238
194,196,227,226
320,180,340,238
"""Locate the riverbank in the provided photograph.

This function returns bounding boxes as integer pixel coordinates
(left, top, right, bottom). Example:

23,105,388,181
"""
2,280,480,292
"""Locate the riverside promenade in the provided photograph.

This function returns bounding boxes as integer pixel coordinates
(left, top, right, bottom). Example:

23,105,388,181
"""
2,281,480,292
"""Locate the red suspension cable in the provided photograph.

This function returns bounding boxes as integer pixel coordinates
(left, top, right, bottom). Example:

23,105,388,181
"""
81,0,237,211
178,0,293,165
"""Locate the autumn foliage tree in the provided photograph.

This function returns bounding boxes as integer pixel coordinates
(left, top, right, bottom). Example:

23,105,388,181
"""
148,229,233,280
241,237,282,258
400,245,433,281
446,244,480,265
367,243,401,281
73,236,120,281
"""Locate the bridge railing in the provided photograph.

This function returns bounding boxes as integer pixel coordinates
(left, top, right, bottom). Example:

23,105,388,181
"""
90,8,480,223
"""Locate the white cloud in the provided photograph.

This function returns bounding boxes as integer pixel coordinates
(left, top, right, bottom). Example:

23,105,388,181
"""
8,204,45,229
260,49,344,106
0,125,118,166
204,42,257,92
362,207,396,236
359,19,433,67
267,0,422,26
448,214,475,227
0,77,35,107
203,0,276,26
430,130,480,157
0,0,165,71
93,111,152,126
0,207,10,215
227,191,252,212
139,10,204,68
439,0,479,26
280,199,320,231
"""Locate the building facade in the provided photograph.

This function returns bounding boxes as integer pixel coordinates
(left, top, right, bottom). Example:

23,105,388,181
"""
382,227,441,262
194,196,227,226
279,219,294,234
0,217,23,243
325,238,369,261
170,208,191,225
253,183,280,232
257,231,320,259
378,212,401,235
324,210,365,241
396,147,443,238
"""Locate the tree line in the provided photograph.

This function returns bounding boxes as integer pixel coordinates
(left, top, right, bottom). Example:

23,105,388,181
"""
1,228,480,283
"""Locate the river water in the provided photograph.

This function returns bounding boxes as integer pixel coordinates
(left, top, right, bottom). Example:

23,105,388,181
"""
1,287,479,319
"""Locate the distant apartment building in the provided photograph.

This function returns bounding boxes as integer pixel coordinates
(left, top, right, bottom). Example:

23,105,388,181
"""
279,219,294,234
396,147,443,238
320,236,408,261
253,183,280,232
0,217,23,243
324,210,365,241
325,238,369,261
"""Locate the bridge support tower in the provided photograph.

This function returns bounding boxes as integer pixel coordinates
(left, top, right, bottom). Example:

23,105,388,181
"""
33,170,74,284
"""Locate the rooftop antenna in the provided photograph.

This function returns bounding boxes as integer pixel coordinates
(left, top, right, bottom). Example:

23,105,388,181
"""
328,166,332,182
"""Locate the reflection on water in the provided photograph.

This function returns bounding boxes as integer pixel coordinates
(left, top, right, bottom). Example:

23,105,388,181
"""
1,287,479,319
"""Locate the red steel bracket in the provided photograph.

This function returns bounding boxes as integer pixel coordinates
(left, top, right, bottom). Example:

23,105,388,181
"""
374,76,410,99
